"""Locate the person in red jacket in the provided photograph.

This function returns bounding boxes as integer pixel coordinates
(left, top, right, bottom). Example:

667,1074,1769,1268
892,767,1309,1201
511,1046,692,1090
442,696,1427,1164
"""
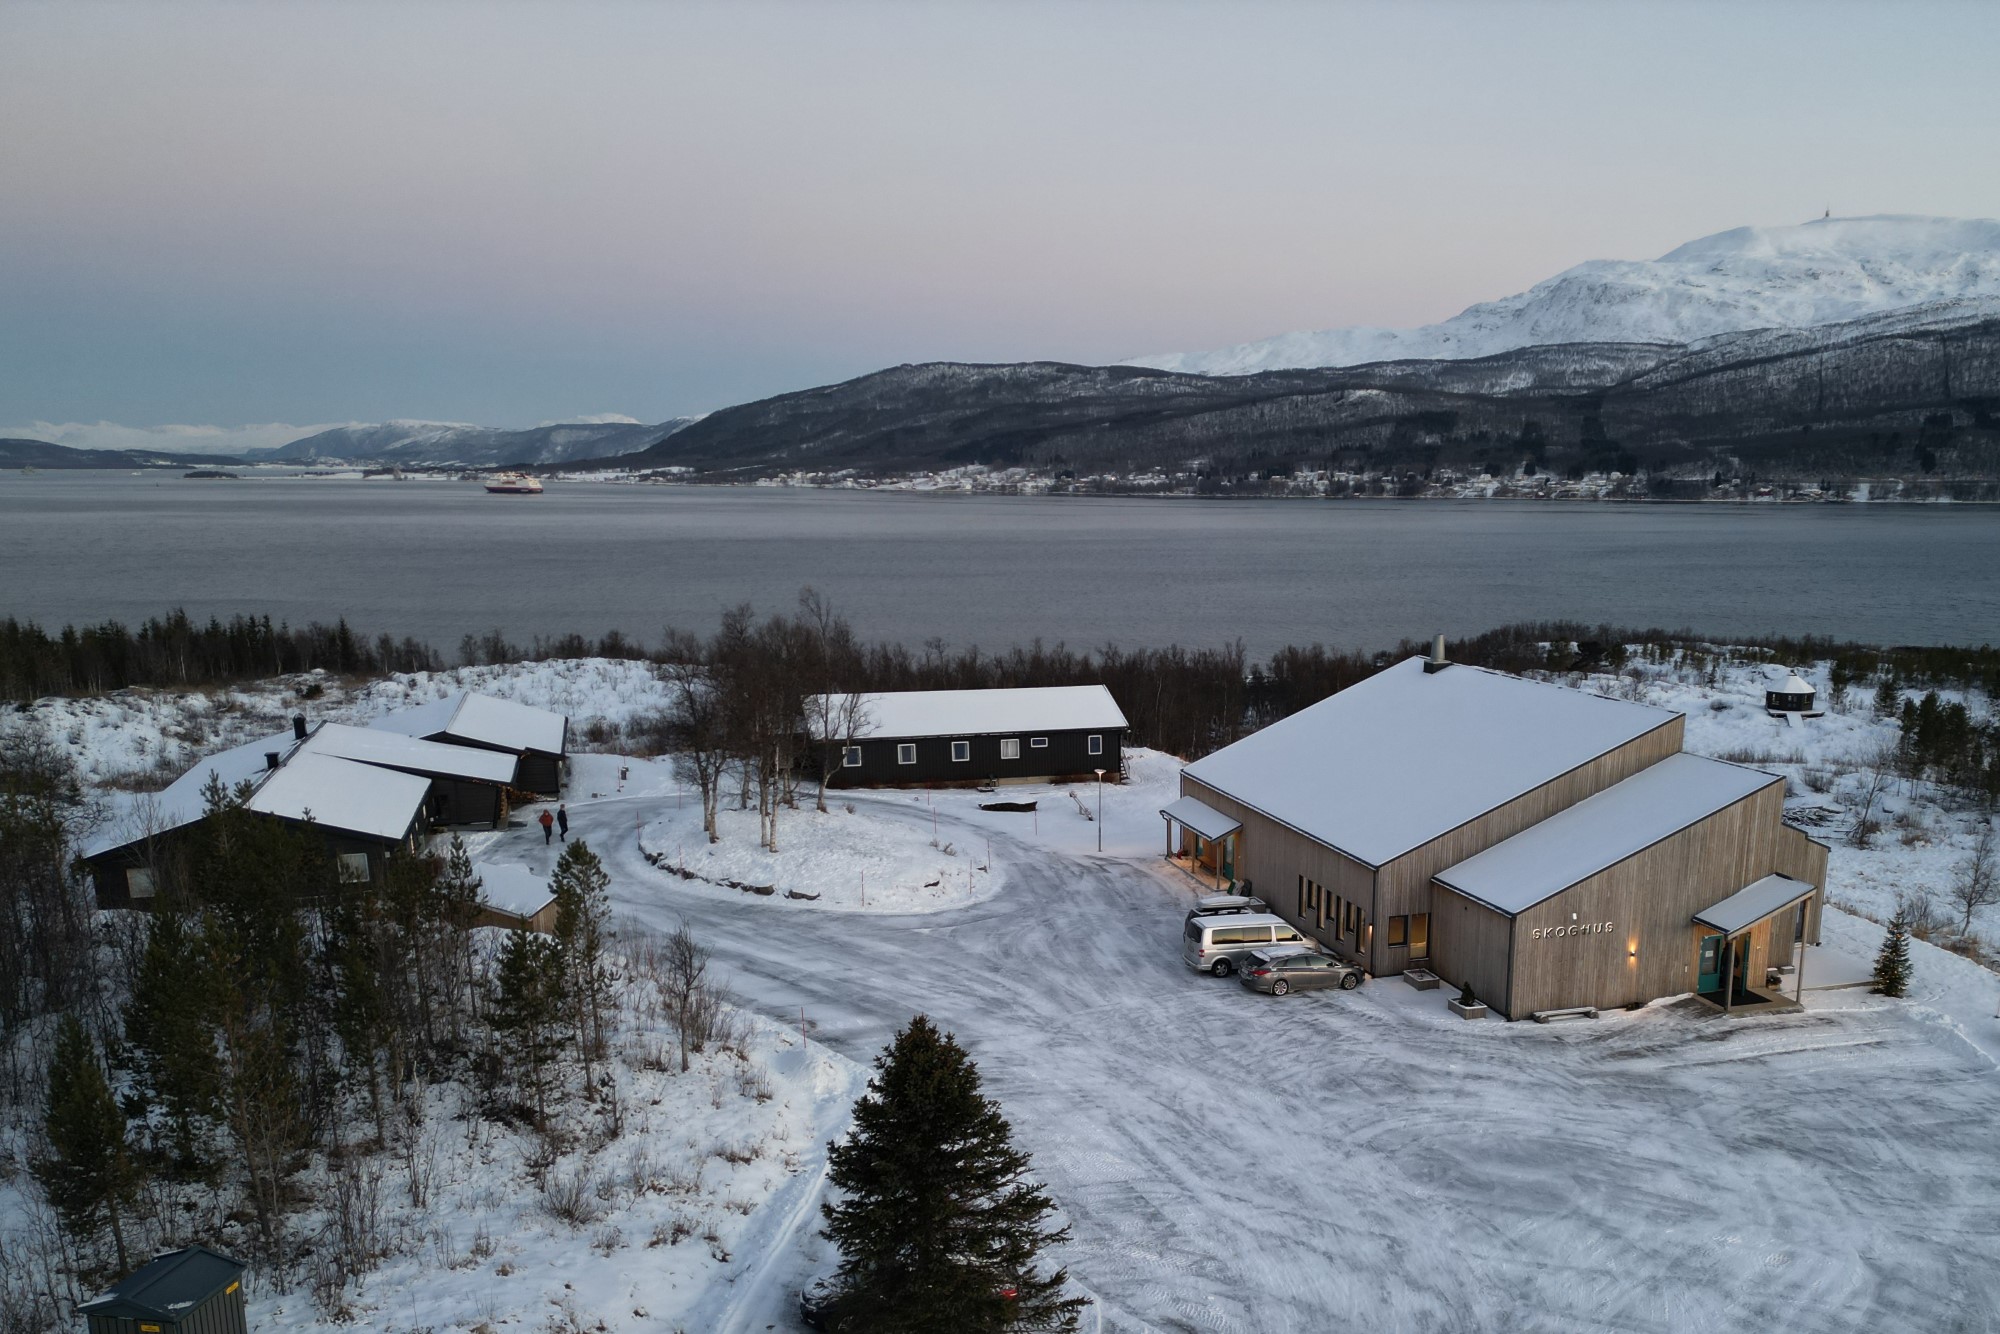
539,808,555,845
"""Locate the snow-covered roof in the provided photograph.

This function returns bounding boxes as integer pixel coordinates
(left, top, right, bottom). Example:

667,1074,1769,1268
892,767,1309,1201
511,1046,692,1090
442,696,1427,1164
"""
244,752,431,841
1769,674,1816,696
1182,657,1681,868
1160,795,1241,842
82,730,434,858
472,863,557,918
1434,754,1781,915
1693,874,1817,937
811,686,1128,741
303,722,517,784
80,729,301,857
373,692,568,755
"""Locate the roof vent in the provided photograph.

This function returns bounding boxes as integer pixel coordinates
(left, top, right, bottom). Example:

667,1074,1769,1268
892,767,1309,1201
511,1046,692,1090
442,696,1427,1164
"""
1423,632,1451,674
292,714,308,741
263,751,282,770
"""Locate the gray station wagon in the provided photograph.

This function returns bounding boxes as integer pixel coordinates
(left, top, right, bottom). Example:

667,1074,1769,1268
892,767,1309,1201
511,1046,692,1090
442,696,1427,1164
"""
1181,913,1306,976
1238,945,1365,995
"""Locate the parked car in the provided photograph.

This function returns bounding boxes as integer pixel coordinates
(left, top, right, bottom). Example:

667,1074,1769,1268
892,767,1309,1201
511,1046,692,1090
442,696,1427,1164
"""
1184,893,1269,921
1181,913,1307,976
1239,944,1365,995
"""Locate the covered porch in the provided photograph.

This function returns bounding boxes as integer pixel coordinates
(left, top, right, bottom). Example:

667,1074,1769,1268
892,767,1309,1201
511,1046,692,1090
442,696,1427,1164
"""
1159,795,1242,891
1691,873,1817,1017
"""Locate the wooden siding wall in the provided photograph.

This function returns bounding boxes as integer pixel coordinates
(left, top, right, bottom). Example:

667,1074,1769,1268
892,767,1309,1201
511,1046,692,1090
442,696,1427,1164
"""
1502,782,1787,1016
515,750,563,796
1773,825,1830,944
829,729,1124,789
86,819,407,910
1431,894,1514,1014
424,776,504,829
1375,716,1686,977
1177,776,1376,963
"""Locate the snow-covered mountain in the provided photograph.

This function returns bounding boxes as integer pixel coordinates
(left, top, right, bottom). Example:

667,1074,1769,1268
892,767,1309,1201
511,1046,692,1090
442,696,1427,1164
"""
269,417,696,466
1130,215,2000,375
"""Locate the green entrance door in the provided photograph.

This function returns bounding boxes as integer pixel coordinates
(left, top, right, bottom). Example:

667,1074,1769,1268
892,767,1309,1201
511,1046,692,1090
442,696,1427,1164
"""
1697,934,1724,993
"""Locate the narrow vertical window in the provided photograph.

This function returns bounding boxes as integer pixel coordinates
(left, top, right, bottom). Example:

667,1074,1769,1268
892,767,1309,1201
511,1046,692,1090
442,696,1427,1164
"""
1086,734,1103,756
1388,915,1408,948
842,745,863,768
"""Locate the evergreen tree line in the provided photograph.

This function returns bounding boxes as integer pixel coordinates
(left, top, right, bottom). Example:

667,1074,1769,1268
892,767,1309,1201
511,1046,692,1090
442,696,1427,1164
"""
7,605,1994,776
0,610,441,702
0,743,627,1298
1880,685,2000,805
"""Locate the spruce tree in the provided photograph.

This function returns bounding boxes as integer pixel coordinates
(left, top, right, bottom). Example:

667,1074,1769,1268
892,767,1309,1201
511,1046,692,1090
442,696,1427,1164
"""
493,929,567,1131
32,1015,139,1270
823,1015,1084,1334
1873,910,1913,997
123,908,225,1171
550,840,613,1078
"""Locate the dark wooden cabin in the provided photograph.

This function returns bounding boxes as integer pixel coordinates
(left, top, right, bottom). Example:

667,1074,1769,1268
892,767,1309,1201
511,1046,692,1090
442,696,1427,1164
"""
81,741,432,909
371,692,570,795
813,685,1128,788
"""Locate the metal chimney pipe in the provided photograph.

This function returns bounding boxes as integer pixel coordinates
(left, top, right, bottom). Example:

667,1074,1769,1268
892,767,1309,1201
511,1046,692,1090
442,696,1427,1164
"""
264,751,282,770
1424,633,1451,674
292,714,308,741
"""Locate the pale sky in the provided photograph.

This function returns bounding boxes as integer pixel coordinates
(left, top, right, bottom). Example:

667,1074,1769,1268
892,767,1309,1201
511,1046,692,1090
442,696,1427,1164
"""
6,0,2000,445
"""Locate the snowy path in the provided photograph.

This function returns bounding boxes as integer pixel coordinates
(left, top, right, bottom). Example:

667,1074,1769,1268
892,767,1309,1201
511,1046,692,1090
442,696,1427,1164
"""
487,787,2000,1334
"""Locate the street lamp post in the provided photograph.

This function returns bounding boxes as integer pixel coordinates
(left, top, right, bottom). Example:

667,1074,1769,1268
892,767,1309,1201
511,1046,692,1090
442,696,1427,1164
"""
1094,768,1106,852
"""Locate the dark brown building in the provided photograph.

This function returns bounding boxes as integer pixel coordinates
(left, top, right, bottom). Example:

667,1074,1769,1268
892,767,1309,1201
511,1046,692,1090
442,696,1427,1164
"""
813,685,1127,788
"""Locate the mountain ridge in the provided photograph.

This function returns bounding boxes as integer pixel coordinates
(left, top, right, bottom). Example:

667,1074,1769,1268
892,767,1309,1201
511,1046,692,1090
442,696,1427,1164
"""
1129,215,2000,376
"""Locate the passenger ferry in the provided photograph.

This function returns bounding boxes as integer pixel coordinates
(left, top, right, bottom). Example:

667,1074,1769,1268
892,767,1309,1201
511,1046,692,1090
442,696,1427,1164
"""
484,472,544,494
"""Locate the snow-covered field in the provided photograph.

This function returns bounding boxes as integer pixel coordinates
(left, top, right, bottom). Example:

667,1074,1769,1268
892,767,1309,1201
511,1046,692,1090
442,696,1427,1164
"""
5,650,1998,1331
2,657,674,789
244,1001,865,1334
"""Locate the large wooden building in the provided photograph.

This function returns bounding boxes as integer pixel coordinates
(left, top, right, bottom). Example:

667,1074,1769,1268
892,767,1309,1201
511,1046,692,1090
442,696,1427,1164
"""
814,686,1128,788
1164,646,1827,1018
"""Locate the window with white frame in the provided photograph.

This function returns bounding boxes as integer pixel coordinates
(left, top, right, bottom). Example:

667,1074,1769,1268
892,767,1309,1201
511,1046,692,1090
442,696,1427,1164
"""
337,852,372,884
1029,736,1048,749
1086,733,1103,756
896,743,917,765
1000,738,1021,760
842,745,863,768
950,740,971,763
127,866,156,899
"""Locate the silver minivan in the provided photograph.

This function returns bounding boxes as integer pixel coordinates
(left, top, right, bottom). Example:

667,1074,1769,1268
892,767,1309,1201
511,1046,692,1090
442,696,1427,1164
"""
1181,913,1307,976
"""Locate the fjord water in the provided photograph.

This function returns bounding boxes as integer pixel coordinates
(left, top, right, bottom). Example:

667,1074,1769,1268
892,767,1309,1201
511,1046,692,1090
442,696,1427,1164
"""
9,473,1998,658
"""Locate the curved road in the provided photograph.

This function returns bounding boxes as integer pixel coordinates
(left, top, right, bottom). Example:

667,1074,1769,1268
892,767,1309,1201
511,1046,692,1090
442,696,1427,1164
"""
487,785,2000,1334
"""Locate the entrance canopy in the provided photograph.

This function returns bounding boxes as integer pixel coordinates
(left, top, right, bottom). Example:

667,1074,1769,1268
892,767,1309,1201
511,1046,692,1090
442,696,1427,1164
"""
1160,796,1241,842
1693,873,1816,939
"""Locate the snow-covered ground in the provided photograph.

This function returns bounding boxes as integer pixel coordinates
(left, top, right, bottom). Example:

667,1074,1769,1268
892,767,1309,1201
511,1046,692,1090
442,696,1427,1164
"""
244,1002,866,1334
0,657,675,790
6,650,1998,1331
1547,651,2000,945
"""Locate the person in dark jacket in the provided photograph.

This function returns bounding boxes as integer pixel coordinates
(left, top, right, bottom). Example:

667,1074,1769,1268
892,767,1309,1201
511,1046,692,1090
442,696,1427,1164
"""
539,808,555,845
556,803,569,841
